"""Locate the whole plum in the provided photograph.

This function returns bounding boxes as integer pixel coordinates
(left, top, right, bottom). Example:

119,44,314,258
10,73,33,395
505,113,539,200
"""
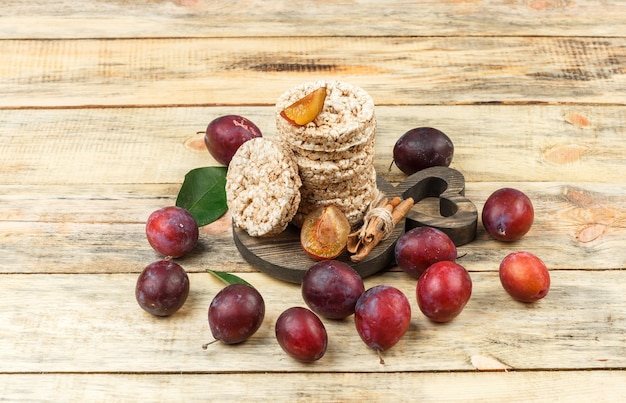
275,307,328,362
135,260,190,317
395,226,457,279
499,251,550,303
301,260,365,319
208,283,265,344
417,261,472,323
146,206,199,258
354,285,411,363
392,127,454,175
482,188,534,242
204,115,262,165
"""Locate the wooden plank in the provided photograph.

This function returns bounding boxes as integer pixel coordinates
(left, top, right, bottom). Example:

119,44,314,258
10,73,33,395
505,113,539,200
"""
1,37,625,107
0,271,624,373
2,105,625,186
1,180,625,274
2,0,624,400
0,218,246,274
2,0,626,39
0,182,626,273
1,371,625,402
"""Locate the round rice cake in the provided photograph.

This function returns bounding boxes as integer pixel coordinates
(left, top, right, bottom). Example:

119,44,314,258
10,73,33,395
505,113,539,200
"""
276,80,376,152
290,131,375,163
299,166,377,201
294,140,375,186
226,138,301,237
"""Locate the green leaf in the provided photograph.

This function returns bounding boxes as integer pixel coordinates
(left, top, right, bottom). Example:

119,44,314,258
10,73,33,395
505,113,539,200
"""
207,269,253,287
176,166,228,227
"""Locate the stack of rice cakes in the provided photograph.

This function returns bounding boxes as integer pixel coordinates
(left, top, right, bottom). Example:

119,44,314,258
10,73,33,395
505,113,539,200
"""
276,80,378,228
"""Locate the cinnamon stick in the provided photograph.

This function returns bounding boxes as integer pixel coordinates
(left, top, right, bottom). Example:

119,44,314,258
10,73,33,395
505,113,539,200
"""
346,230,362,254
346,196,389,254
390,197,415,226
350,197,414,262
363,197,402,244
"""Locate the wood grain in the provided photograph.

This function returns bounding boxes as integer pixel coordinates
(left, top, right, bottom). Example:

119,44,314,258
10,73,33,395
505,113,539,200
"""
1,37,624,107
2,371,625,402
2,179,625,274
2,105,625,185
2,182,625,274
398,166,478,245
2,0,626,400
1,0,625,39
2,105,626,275
1,271,625,373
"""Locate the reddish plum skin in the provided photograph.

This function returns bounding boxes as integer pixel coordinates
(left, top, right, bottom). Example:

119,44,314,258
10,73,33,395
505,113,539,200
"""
275,307,327,362
482,188,534,242
395,226,457,279
135,260,190,317
354,285,411,352
204,115,262,165
208,283,265,344
146,206,199,258
417,261,472,323
499,251,550,303
393,127,454,175
301,260,365,319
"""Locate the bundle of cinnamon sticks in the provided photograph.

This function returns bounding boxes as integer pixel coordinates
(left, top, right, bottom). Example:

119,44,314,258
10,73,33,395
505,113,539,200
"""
347,196,415,262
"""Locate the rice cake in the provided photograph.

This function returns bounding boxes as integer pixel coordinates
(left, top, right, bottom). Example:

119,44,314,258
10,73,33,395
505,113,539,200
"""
226,138,301,237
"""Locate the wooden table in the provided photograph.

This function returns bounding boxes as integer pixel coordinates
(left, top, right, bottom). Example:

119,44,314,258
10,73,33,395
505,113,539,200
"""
2,1,625,401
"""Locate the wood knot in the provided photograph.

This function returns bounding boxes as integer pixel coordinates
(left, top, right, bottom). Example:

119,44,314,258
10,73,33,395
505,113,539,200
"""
529,0,572,11
564,113,590,127
543,143,587,164
183,134,206,152
576,223,606,243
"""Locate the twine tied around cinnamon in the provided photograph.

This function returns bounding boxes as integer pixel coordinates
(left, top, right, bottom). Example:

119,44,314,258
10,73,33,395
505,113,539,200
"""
347,190,414,262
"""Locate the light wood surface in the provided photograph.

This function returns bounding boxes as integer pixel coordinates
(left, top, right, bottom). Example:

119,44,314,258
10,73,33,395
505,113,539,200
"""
1,1,625,402
3,37,625,107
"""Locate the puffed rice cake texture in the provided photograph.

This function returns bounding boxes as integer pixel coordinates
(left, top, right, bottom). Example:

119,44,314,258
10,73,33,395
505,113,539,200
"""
276,80,378,228
276,80,376,152
226,138,302,237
